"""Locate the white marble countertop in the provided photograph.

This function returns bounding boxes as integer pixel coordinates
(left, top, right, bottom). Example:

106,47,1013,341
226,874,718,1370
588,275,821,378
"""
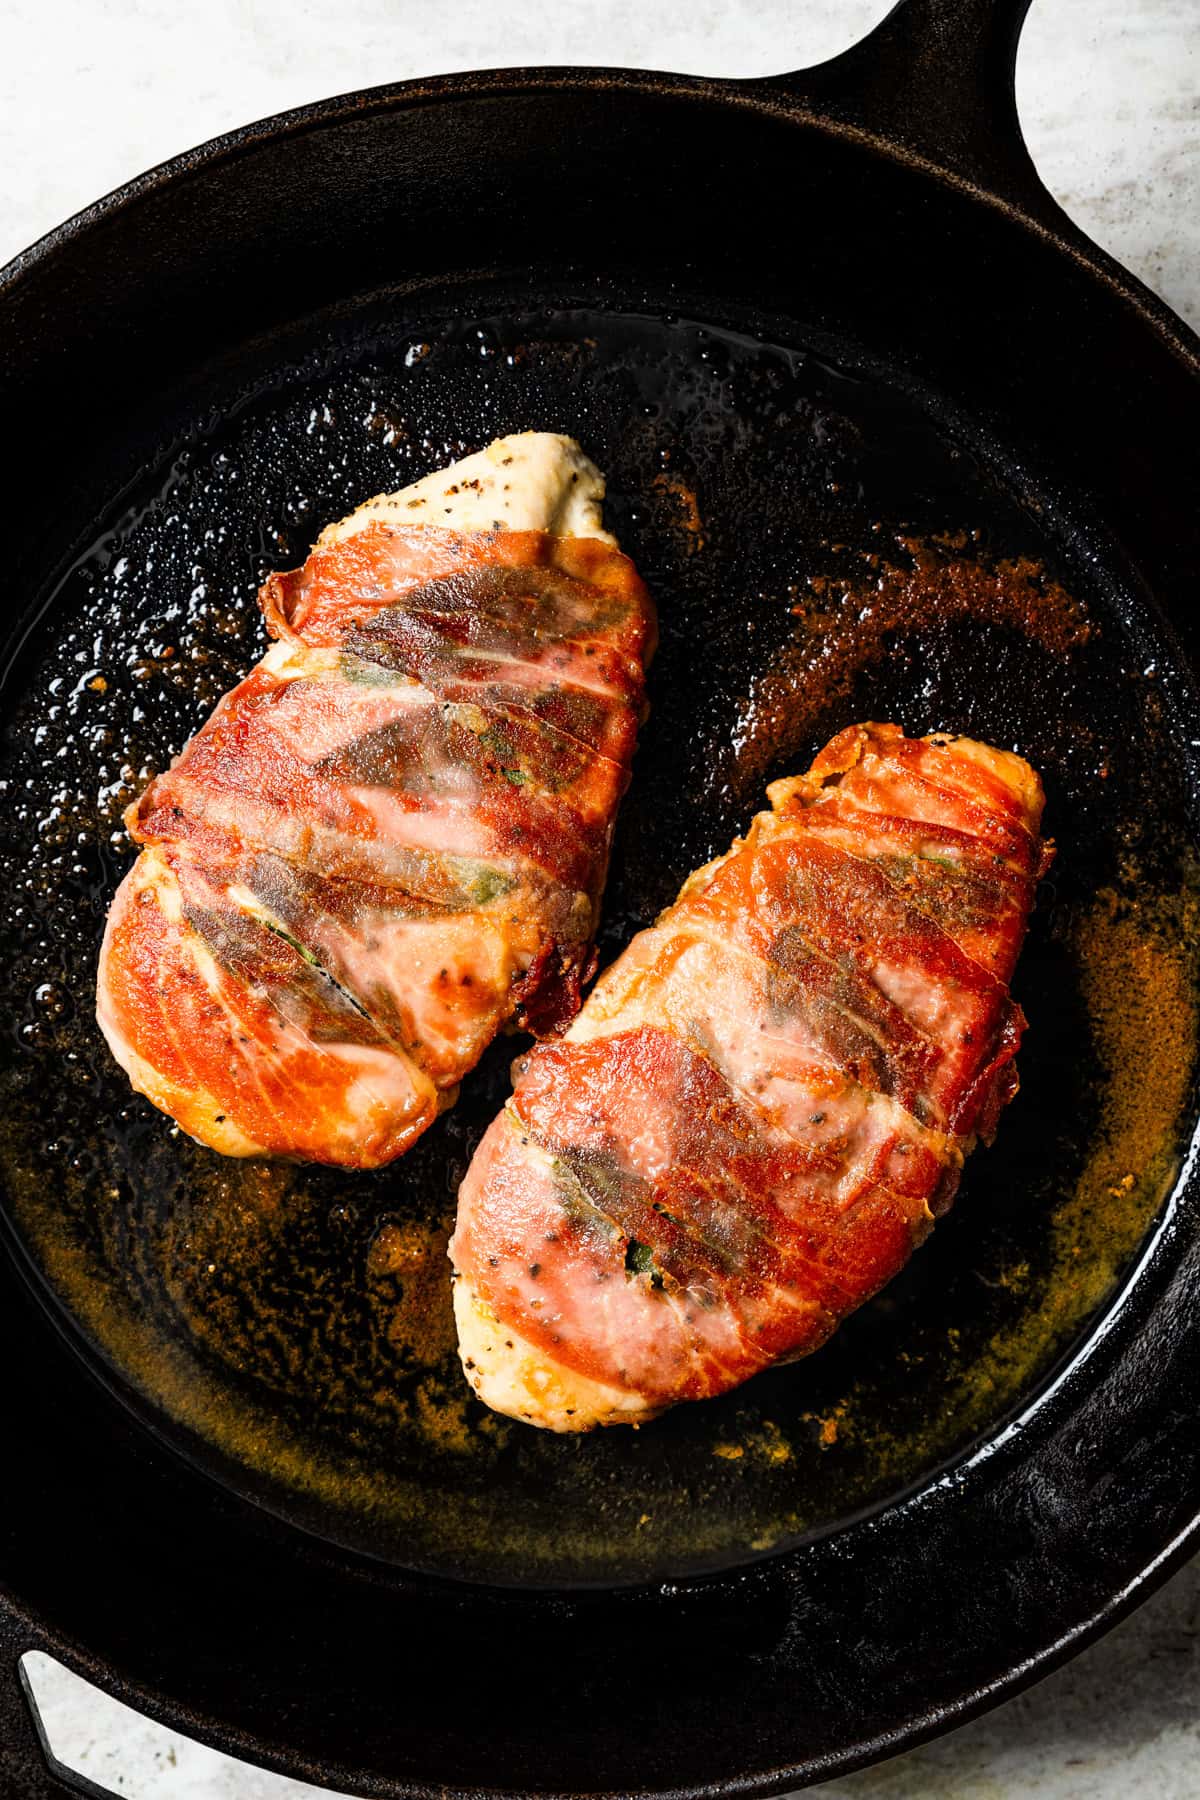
4,1,1199,1795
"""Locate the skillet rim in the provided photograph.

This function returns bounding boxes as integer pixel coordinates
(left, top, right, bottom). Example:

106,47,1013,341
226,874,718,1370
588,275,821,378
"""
2,60,1198,373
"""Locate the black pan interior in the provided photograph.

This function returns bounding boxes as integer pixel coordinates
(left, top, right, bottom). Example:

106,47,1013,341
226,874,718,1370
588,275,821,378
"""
1,288,1196,1586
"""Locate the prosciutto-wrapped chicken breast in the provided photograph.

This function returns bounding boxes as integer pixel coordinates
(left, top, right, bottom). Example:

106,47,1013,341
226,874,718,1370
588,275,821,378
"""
97,434,655,1166
451,722,1050,1429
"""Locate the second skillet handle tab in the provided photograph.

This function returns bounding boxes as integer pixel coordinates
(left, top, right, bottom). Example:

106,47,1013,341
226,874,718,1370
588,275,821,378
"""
0,1648,79,1799
767,0,1054,216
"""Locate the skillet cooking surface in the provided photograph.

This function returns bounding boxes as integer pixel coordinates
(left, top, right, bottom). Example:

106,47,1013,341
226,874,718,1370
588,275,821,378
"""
1,298,1196,1586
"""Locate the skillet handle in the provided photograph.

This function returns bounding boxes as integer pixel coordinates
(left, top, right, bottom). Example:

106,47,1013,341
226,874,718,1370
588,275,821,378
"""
0,1612,102,1800
765,0,1056,218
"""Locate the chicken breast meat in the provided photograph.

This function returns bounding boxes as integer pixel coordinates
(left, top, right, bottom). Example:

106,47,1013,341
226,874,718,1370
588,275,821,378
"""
450,722,1051,1430
97,433,655,1166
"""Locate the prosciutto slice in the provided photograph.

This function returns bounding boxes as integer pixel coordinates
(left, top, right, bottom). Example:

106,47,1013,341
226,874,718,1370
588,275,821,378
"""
450,723,1051,1429
97,434,655,1166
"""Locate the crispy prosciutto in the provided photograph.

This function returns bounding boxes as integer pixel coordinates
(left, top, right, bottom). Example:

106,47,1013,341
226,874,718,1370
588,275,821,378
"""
97,434,655,1166
450,723,1051,1430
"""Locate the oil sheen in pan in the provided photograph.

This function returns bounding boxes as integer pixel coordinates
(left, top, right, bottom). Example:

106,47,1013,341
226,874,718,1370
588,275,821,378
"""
0,306,1196,1587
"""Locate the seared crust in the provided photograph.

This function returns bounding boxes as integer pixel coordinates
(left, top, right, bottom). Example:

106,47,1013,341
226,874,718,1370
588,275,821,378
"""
453,1278,656,1432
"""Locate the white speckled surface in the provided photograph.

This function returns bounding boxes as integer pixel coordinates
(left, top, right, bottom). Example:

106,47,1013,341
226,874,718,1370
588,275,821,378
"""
4,2,1199,1794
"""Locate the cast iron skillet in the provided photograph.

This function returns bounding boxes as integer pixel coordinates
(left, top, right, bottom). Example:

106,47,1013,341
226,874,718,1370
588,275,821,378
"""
3,0,1200,1792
